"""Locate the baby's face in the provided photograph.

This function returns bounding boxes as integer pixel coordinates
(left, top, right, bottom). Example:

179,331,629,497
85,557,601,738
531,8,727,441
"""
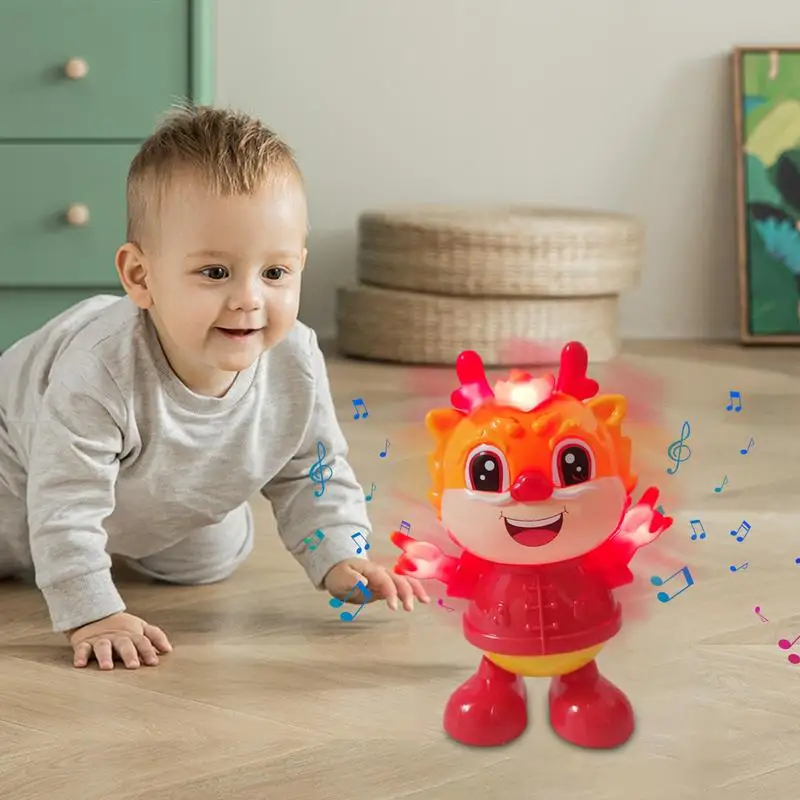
135,173,308,395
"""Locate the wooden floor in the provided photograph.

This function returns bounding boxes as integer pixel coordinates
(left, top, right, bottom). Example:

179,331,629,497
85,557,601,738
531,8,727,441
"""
1,341,799,799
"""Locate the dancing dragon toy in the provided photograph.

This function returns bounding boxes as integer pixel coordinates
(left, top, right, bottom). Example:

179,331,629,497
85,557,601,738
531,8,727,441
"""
391,342,673,749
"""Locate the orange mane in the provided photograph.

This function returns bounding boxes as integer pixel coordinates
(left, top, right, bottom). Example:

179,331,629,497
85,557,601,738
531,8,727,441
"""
425,344,637,518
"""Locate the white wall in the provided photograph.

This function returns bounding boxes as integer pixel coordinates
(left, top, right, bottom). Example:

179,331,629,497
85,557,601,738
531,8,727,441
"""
216,0,800,341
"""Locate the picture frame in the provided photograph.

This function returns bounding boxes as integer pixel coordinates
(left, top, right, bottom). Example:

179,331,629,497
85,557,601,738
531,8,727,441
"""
733,45,800,343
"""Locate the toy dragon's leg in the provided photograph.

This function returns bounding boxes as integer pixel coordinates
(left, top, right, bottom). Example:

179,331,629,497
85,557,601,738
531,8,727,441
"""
443,655,528,747
548,659,634,749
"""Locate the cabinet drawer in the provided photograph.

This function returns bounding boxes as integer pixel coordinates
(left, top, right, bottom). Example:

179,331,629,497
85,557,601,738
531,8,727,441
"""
0,143,138,287
0,288,124,353
0,0,192,140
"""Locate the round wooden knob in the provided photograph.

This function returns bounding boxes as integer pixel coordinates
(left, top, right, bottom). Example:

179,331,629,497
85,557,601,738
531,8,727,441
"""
64,58,89,80
65,204,90,226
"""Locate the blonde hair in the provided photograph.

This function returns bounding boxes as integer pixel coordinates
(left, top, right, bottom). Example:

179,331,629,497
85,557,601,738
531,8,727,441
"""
126,103,304,245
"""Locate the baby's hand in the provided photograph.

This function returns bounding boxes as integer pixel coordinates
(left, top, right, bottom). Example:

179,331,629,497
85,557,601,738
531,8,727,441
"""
323,558,430,612
66,611,172,670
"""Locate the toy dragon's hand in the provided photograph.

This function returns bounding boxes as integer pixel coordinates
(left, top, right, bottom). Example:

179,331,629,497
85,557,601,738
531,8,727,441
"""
614,487,672,550
390,532,450,580
583,488,673,587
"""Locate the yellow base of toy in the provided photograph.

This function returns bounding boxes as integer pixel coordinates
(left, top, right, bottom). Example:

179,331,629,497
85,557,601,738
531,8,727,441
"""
485,644,604,678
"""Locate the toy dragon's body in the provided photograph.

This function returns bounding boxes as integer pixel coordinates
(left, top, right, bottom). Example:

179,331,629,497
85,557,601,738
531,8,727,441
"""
392,342,673,749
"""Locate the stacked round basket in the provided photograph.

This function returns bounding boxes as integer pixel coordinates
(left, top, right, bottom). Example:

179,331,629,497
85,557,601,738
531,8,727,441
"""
336,206,644,365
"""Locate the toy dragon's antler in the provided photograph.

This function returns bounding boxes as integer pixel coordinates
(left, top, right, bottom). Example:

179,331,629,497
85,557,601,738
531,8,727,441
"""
449,341,598,413
554,341,599,401
450,350,494,413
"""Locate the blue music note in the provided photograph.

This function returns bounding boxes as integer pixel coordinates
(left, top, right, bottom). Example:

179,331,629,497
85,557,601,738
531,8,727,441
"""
726,390,742,412
329,580,373,621
304,529,325,551
309,439,334,497
666,420,692,475
730,519,752,542
689,518,706,541
352,398,369,419
651,566,694,603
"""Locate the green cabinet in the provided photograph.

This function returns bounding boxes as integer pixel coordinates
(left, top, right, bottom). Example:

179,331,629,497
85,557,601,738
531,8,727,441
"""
0,0,214,351
0,144,138,287
0,1,196,140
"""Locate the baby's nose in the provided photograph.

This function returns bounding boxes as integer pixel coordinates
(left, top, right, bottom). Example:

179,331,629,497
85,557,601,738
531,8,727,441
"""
510,469,554,502
229,284,264,311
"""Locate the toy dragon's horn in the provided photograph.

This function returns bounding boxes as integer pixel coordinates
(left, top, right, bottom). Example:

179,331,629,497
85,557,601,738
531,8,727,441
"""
450,350,495,412
555,341,599,401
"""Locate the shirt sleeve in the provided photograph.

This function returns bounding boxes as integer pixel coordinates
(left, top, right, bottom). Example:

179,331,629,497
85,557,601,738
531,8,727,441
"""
26,353,127,632
260,329,372,589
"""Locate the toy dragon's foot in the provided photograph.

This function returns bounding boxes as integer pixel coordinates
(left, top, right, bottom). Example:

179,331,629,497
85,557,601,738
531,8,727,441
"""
443,656,528,747
548,660,634,749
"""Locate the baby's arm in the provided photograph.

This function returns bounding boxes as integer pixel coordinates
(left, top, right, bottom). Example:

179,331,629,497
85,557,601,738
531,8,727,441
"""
27,359,126,631
260,330,372,589
27,355,169,668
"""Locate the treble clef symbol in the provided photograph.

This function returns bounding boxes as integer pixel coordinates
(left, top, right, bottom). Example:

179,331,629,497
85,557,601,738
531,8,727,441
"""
666,420,692,475
309,439,334,497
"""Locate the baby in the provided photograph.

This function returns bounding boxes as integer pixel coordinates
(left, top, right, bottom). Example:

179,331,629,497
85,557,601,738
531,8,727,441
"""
0,105,428,670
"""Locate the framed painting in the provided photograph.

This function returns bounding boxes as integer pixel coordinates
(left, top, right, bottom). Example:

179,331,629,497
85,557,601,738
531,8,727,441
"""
734,46,800,343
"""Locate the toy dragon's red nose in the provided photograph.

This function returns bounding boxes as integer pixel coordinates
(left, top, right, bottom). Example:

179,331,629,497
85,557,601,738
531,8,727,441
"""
510,469,554,502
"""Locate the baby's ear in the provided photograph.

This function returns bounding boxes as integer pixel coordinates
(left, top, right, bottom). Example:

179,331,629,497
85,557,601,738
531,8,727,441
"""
586,394,627,428
425,408,463,438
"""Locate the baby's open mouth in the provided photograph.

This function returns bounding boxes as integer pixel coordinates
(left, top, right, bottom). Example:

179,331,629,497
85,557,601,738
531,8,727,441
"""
217,327,262,339
504,512,563,547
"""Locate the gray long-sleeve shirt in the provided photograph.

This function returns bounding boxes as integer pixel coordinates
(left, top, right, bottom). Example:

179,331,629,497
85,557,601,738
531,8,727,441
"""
0,295,371,631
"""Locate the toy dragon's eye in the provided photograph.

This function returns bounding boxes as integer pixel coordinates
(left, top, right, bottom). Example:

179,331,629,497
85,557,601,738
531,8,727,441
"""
465,445,509,493
553,439,594,487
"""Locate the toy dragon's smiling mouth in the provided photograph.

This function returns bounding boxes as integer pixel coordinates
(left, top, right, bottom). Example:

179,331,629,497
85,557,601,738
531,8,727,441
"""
503,512,564,547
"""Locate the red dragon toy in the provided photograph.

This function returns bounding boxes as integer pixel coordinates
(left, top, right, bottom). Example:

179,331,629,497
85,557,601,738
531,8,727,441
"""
391,342,673,749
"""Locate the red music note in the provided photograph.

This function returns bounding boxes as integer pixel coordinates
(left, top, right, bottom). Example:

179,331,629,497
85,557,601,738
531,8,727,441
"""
778,633,800,664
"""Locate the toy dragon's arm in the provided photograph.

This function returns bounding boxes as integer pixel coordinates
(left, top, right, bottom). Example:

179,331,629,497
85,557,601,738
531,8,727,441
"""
583,487,673,589
390,532,484,599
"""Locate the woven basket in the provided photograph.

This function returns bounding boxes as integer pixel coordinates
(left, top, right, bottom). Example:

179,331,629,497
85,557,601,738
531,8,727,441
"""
357,205,644,297
336,284,619,365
